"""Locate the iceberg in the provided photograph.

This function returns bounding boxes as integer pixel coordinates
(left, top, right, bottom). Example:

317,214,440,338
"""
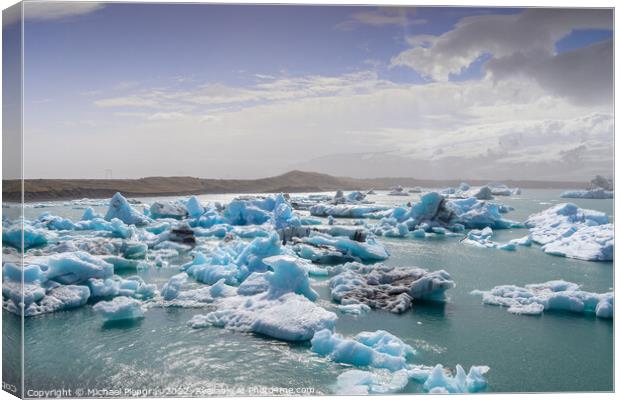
409,364,489,393
161,272,189,300
334,369,409,395
561,188,613,199
388,186,409,196
87,275,157,300
2,262,92,316
93,296,145,321
3,224,51,250
104,193,150,226
472,280,613,318
149,201,188,219
310,329,414,371
223,199,271,225
461,227,516,251
190,292,337,341
310,204,389,218
33,251,114,285
470,186,494,200
272,194,301,231
186,196,205,218
301,232,389,262
330,263,454,313
525,203,613,261
188,254,336,341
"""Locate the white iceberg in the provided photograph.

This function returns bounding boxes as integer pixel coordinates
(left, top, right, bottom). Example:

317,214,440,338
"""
93,296,145,321
334,369,409,395
561,188,613,199
310,204,389,218
409,364,490,393
104,193,150,226
525,203,613,261
472,280,613,318
188,255,336,341
310,329,414,371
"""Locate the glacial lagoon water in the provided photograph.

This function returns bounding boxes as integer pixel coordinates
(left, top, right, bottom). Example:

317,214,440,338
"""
3,189,613,394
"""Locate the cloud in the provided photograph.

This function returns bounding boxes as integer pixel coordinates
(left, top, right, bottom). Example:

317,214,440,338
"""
25,2,104,21
336,7,425,30
390,8,612,101
485,40,612,105
93,71,397,111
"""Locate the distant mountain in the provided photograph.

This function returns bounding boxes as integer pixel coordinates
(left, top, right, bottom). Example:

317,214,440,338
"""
3,170,587,202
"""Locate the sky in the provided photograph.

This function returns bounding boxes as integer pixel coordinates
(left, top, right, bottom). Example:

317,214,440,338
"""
5,3,614,180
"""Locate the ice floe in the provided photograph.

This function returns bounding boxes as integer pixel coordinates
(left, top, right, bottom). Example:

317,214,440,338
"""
330,262,454,313
310,329,414,371
525,203,613,261
188,255,336,341
93,296,145,321
472,280,613,318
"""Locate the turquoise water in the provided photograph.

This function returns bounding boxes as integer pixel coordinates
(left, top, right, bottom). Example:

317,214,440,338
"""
4,189,613,394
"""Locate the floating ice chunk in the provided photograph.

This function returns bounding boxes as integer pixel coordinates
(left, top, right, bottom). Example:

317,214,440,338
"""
120,241,148,259
310,329,412,371
192,292,337,341
412,229,426,238
334,369,409,395
189,252,334,340
447,198,518,229
93,296,145,321
542,224,613,261
509,235,532,247
224,199,271,225
461,227,506,250
29,285,91,316
150,201,188,219
3,261,91,316
3,224,50,250
388,186,408,196
162,279,237,307
409,364,490,393
105,193,150,226
262,255,318,301
34,251,114,285
81,207,102,221
186,196,205,218
161,272,189,300
470,186,494,200
2,263,47,312
302,233,389,262
561,189,613,199
36,213,76,230
293,243,360,265
272,194,301,231
525,203,613,261
87,275,157,300
310,204,389,218
337,303,371,315
472,280,613,318
330,263,454,313
237,272,270,296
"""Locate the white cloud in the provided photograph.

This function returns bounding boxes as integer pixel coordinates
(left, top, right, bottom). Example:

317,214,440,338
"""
70,70,612,180
390,8,612,93
336,7,425,30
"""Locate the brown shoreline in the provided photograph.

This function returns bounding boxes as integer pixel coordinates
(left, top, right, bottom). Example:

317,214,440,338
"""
2,170,588,203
